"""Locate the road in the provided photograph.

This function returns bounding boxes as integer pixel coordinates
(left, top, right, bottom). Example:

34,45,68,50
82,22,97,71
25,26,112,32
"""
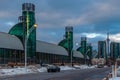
0,67,111,80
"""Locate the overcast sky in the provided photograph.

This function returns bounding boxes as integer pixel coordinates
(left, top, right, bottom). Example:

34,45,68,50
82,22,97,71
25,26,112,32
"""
0,0,120,50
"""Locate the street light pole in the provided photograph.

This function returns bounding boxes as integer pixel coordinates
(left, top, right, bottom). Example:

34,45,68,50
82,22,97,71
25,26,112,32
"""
71,49,73,66
85,49,90,65
67,32,73,67
24,10,37,71
24,23,37,71
25,35,27,71
25,11,29,71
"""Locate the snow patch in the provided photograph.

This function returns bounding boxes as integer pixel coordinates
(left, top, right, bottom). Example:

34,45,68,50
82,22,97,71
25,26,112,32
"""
0,67,34,76
37,67,47,72
60,66,75,70
0,65,96,77
109,77,120,80
74,65,96,69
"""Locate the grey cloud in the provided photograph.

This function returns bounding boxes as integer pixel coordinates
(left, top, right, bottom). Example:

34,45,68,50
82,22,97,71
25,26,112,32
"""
47,0,94,15
0,0,120,46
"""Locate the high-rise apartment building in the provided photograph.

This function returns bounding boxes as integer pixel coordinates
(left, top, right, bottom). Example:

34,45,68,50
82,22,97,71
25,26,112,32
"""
98,41,106,58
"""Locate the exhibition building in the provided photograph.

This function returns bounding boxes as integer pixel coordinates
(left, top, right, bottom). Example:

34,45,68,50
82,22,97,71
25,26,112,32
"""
0,3,90,65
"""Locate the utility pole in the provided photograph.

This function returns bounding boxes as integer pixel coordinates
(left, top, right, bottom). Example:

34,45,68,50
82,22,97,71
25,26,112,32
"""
106,32,110,65
68,32,73,66
25,23,37,71
25,11,37,71
85,49,90,65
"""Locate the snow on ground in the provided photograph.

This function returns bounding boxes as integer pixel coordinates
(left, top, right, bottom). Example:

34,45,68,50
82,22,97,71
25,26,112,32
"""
60,66,75,70
37,67,47,72
0,67,34,76
74,65,96,69
0,65,96,77
37,65,96,72
37,66,75,72
117,67,120,76
109,66,120,80
109,77,120,80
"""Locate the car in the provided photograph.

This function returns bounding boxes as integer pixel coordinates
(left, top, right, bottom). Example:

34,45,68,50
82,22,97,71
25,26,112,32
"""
47,65,60,72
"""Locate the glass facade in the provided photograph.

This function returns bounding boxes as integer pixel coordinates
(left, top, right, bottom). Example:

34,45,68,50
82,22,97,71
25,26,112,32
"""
110,42,120,60
0,47,84,64
36,52,70,64
0,48,23,64
98,41,106,58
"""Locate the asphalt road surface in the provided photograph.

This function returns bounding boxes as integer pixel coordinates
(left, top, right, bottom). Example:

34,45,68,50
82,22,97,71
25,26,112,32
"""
0,67,111,80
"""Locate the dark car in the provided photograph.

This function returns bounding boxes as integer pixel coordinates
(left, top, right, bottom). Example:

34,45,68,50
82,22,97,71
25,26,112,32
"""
47,65,60,72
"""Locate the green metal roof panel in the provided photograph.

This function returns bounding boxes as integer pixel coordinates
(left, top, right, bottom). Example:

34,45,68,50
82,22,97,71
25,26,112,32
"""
9,22,24,43
9,22,23,36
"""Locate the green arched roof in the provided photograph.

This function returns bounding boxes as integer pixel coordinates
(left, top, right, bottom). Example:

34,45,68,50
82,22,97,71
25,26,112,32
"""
58,39,68,50
9,22,24,43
